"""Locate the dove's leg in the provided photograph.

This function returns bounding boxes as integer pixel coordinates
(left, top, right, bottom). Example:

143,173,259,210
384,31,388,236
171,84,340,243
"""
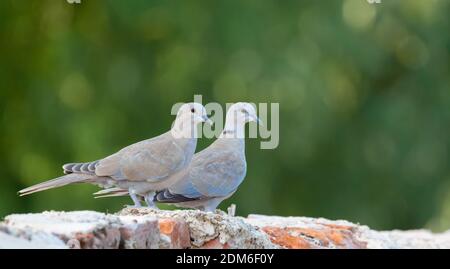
201,199,221,212
144,191,158,209
128,190,142,207
203,206,216,212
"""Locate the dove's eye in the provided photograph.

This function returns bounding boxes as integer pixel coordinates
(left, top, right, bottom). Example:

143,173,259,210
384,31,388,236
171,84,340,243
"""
191,108,196,113
241,109,248,115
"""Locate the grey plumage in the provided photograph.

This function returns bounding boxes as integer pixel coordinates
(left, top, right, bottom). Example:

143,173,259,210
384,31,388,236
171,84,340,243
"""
18,173,105,196
154,189,197,203
63,160,99,174
93,187,130,198
154,138,246,211
19,102,211,208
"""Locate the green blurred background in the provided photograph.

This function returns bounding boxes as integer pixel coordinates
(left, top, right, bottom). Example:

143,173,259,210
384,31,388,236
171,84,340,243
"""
0,0,449,231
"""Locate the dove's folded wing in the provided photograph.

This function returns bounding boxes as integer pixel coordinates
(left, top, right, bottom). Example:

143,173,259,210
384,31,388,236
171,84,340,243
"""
95,133,187,182
191,150,246,197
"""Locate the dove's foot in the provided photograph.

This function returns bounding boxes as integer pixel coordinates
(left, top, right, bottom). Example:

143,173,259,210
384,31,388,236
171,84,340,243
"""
128,191,143,207
144,192,158,209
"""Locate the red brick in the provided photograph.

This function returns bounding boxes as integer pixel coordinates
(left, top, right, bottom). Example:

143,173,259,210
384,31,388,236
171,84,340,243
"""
158,218,191,249
262,225,367,249
119,216,160,249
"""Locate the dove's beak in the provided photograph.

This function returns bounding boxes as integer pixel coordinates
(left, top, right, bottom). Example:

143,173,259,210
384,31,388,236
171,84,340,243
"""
203,116,213,125
257,117,263,126
252,115,263,126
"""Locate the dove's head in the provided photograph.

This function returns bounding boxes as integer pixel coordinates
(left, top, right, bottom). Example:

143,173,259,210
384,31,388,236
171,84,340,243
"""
176,102,212,125
172,102,211,139
221,102,262,139
226,102,262,126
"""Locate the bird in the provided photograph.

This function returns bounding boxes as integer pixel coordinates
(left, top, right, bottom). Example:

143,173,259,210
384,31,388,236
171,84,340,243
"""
18,102,212,208
88,102,261,210
154,102,262,212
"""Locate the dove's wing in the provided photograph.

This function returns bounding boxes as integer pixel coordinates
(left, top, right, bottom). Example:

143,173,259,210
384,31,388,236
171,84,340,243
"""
95,132,188,182
167,144,246,200
190,148,247,197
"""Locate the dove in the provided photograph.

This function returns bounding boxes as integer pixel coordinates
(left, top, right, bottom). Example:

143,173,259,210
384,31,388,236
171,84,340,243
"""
18,102,212,208
154,102,261,212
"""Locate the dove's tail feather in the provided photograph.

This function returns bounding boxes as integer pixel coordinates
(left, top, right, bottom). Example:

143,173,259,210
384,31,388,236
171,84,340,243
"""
154,189,198,203
63,160,99,175
93,187,129,199
94,192,129,199
18,173,96,196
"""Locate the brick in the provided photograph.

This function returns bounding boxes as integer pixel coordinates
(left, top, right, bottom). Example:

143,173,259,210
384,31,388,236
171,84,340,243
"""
72,227,121,249
0,230,67,249
262,225,366,249
3,211,122,249
3,210,450,249
118,216,160,249
158,218,191,249
245,215,367,249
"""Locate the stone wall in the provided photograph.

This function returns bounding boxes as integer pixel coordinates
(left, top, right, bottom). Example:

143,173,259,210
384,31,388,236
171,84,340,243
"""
1,208,449,249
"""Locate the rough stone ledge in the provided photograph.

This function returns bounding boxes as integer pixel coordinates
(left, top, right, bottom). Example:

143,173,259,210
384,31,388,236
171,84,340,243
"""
0,209,449,249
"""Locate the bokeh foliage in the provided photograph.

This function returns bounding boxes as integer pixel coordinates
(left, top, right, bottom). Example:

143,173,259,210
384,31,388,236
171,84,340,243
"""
0,0,449,231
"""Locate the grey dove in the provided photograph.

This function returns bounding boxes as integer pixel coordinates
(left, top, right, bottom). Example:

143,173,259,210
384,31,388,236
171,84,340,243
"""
19,102,211,208
154,102,261,212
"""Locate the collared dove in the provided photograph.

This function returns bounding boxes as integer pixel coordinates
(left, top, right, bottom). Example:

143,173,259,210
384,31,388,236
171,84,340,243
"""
18,102,212,208
154,102,262,212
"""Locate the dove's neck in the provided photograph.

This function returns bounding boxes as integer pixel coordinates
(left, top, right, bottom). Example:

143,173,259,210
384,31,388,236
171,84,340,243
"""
220,115,246,139
171,117,198,139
